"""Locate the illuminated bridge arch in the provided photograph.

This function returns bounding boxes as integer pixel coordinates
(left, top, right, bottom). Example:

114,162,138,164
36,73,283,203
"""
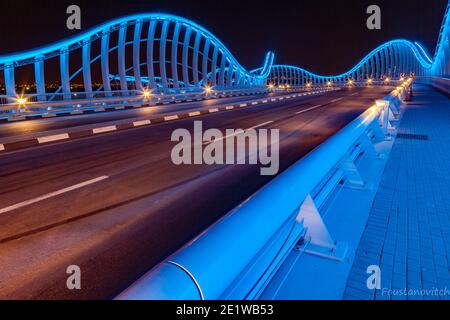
0,14,274,101
256,40,436,88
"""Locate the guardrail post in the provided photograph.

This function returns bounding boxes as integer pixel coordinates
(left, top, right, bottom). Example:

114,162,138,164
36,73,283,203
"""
338,154,366,188
296,195,348,261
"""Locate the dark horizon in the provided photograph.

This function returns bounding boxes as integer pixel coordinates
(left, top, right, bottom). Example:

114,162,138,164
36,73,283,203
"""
0,0,447,84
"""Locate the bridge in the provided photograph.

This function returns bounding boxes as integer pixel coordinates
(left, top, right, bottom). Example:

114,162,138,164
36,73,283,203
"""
0,2,449,300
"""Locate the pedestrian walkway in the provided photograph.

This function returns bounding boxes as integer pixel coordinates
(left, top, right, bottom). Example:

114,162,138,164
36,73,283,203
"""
344,84,450,300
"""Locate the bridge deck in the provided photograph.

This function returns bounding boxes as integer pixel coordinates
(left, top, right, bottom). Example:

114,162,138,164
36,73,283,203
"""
344,84,450,300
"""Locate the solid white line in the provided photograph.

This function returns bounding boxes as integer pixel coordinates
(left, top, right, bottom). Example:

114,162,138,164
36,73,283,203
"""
350,92,359,96
209,108,219,113
189,111,201,117
247,121,274,130
164,115,179,121
93,126,117,134
203,121,274,145
330,97,344,103
0,144,4,151
0,176,109,215
295,105,323,115
37,133,70,144
133,120,151,127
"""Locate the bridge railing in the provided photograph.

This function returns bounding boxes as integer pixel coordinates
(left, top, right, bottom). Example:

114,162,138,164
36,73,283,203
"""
116,79,412,301
0,87,271,116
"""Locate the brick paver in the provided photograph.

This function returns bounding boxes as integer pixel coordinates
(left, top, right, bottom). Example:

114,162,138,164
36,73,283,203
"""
344,84,450,300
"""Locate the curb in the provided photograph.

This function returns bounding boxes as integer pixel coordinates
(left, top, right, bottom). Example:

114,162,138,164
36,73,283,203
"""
0,88,339,154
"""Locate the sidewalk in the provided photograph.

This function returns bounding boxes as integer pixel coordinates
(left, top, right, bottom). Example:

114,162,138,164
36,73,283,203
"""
344,84,450,300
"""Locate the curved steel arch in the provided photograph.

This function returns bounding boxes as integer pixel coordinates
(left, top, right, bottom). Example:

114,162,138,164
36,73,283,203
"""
255,39,437,87
0,13,274,99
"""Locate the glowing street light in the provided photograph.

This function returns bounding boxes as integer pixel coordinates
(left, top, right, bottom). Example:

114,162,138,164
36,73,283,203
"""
268,83,274,89
367,78,373,84
142,89,152,99
327,81,332,86
16,97,27,105
385,77,391,82
348,79,353,85
204,86,213,94
306,82,312,88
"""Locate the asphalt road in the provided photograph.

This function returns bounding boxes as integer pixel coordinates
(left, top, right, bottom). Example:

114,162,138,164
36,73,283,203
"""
0,85,393,299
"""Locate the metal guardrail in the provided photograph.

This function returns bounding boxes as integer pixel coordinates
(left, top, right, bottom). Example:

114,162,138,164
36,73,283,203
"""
0,87,270,116
116,80,411,300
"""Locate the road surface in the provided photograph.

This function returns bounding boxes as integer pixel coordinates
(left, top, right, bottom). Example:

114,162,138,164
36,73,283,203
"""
0,86,392,299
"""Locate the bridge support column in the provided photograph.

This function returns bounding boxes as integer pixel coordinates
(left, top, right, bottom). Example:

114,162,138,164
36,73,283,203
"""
147,21,157,90
60,47,71,100
133,20,143,92
4,64,16,101
182,28,192,88
82,42,93,99
118,23,128,93
34,57,46,102
160,21,170,91
101,31,112,96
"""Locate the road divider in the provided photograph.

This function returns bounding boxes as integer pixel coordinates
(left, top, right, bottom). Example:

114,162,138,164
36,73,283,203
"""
37,134,70,144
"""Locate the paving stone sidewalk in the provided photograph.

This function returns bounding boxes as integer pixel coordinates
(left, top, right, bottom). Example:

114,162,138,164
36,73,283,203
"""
344,84,450,300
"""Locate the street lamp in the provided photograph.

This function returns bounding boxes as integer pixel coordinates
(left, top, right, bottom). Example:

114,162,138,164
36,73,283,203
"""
142,89,152,99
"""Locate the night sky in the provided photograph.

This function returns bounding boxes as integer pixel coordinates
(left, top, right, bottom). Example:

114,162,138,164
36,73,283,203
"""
0,0,447,81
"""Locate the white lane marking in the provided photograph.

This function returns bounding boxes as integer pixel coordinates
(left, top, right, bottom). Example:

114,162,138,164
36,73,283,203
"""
350,92,359,96
93,126,117,134
226,106,235,110
262,100,268,103
251,101,258,105
0,176,109,215
295,105,323,115
164,115,179,121
133,120,151,127
0,144,4,151
239,103,248,107
203,121,274,145
189,111,201,117
247,121,274,130
209,108,219,113
37,133,70,144
330,97,344,103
